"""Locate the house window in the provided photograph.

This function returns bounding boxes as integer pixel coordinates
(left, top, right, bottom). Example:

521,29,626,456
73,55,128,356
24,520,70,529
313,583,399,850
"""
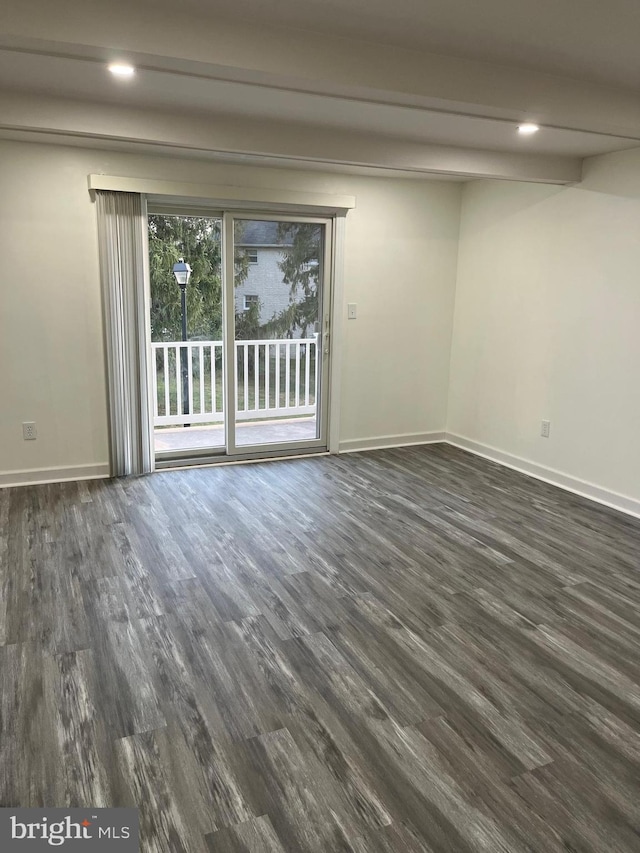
244,294,259,311
246,249,258,264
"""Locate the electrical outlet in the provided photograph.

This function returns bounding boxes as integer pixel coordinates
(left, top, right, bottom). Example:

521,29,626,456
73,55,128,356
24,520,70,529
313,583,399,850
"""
347,303,357,320
22,422,37,440
540,419,551,438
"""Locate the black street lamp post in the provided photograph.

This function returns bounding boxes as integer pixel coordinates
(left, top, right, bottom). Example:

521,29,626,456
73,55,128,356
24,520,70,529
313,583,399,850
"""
172,258,192,427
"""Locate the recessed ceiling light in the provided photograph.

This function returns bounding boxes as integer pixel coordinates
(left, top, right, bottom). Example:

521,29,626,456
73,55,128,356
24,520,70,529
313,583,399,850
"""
108,63,135,78
518,123,540,135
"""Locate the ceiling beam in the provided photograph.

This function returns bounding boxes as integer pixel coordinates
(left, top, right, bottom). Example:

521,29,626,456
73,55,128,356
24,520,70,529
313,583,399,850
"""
0,90,583,183
2,0,640,139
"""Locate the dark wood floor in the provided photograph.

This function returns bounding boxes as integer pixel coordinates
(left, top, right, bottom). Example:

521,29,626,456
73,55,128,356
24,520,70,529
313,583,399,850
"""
1,445,640,852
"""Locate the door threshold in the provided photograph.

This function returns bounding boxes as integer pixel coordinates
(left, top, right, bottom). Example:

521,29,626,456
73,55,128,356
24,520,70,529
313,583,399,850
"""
154,447,329,471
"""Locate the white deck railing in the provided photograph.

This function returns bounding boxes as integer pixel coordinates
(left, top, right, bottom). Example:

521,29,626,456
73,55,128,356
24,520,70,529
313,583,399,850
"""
151,337,318,427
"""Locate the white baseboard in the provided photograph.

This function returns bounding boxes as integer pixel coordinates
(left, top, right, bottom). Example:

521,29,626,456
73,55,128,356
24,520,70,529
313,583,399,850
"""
339,431,447,454
0,463,110,489
446,433,640,520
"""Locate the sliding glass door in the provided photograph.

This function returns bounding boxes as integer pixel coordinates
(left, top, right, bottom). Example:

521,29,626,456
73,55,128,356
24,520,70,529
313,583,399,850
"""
148,212,225,456
226,214,329,454
149,208,332,464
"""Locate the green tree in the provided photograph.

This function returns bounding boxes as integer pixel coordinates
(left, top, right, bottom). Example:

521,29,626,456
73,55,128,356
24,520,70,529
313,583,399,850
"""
148,215,261,341
263,223,321,338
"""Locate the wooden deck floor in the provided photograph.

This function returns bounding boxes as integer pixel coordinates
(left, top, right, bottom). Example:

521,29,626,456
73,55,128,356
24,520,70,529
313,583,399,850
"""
1,445,639,851
154,416,317,452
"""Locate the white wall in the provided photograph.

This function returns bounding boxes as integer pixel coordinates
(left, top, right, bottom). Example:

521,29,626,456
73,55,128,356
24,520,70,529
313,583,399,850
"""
340,178,460,448
0,141,109,484
0,139,461,483
448,148,640,511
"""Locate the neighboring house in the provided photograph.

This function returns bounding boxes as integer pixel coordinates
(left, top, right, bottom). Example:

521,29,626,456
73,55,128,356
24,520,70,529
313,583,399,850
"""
235,221,314,339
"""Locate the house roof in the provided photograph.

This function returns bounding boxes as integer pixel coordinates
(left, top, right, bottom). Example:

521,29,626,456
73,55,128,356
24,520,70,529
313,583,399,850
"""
236,221,295,247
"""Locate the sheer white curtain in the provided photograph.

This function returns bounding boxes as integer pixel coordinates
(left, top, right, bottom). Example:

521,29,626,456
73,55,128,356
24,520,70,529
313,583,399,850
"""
96,191,154,476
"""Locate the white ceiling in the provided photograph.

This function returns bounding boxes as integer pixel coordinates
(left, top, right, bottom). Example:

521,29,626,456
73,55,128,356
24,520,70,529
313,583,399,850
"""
157,0,640,91
0,50,635,160
1,0,639,181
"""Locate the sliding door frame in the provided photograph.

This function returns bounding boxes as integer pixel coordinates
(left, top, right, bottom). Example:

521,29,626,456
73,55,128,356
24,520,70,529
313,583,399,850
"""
223,210,333,459
151,204,337,467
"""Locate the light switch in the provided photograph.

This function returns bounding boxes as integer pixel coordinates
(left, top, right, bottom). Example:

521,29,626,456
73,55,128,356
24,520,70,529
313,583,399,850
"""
347,303,357,319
